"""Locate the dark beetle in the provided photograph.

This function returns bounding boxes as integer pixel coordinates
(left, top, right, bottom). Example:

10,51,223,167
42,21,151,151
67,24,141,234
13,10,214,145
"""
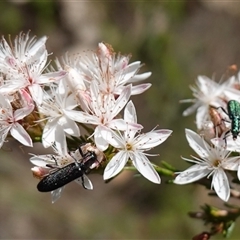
37,147,98,192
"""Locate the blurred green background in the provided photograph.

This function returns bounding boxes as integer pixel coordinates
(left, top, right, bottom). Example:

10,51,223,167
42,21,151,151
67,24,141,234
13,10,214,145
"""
1,1,240,239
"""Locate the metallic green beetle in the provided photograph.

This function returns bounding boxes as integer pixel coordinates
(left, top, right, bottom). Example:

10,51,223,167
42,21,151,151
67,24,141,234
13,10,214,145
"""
226,100,240,140
214,100,240,140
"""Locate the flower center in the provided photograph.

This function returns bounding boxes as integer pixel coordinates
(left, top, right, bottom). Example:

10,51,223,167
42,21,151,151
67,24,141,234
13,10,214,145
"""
213,159,221,167
126,143,133,151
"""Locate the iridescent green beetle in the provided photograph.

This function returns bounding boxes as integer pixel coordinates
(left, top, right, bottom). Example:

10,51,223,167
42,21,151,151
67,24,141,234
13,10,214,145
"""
214,100,240,140
226,100,240,140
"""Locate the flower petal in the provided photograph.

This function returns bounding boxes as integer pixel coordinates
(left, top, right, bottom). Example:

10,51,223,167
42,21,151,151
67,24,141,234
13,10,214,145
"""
28,84,43,105
196,105,209,130
185,129,209,158
42,120,58,148
124,101,137,124
212,169,230,202
14,104,34,121
131,152,160,184
103,151,128,180
65,109,99,125
38,71,66,84
111,84,131,117
130,83,151,95
54,125,68,156
128,72,152,83
182,101,199,117
29,154,56,167
107,118,127,131
135,129,172,149
10,122,33,147
0,125,11,148
99,126,125,149
94,125,109,151
174,164,210,184
59,116,80,137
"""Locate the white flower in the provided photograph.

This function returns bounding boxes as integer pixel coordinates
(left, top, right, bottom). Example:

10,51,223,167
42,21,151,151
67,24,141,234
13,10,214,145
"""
101,101,172,183
0,92,34,147
66,81,136,151
76,42,152,96
38,80,80,148
0,32,66,104
182,75,240,129
174,129,236,202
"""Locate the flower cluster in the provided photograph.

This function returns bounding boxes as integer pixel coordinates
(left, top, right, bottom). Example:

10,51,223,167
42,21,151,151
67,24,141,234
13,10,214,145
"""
175,72,240,201
0,32,172,202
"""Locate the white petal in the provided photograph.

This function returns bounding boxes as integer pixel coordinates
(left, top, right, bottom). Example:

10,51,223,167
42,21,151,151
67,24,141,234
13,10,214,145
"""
99,126,125,149
212,169,230,202
174,164,210,184
65,66,86,91
124,101,137,124
196,105,208,129
75,175,93,190
107,118,127,131
54,125,68,155
111,85,131,117
103,151,128,180
19,89,34,106
59,116,80,136
223,136,240,152
51,187,64,203
65,109,99,125
94,126,109,151
0,125,11,148
28,36,47,58
29,154,56,167
221,156,240,183
128,72,152,83
121,61,141,81
0,78,26,94
210,137,226,149
64,93,78,110
114,83,151,95
130,83,152,95
131,152,160,184
42,120,58,148
238,168,240,181
197,75,218,94
136,129,172,149
185,129,209,158
182,101,199,116
14,104,34,121
38,71,66,84
221,157,240,171
89,81,101,116
28,84,43,105
10,123,33,147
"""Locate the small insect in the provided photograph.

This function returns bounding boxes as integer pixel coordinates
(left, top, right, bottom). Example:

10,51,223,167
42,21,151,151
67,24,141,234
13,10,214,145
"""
208,106,227,137
226,100,240,140
213,100,240,140
37,144,103,192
